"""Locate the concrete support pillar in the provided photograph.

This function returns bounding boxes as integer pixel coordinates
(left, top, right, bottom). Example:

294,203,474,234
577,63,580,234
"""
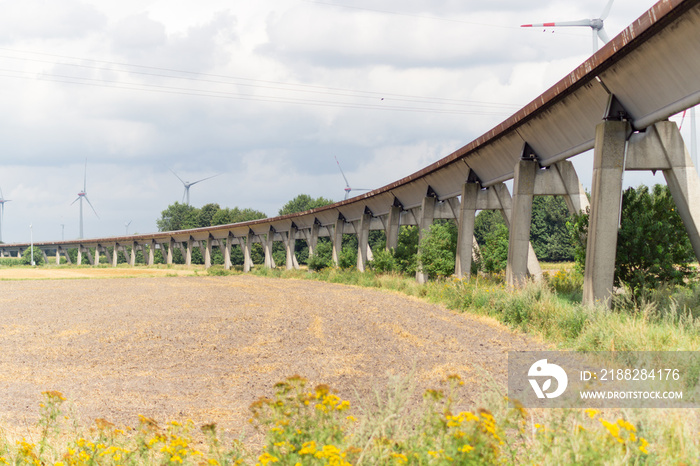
128,243,136,266
455,182,479,279
506,159,539,287
583,120,629,306
243,231,253,272
492,184,542,279
332,217,344,267
167,238,174,265
148,240,155,266
356,212,372,272
205,238,213,269
56,249,61,265
655,121,700,261
185,239,192,266
263,230,275,269
224,235,233,270
77,247,83,266
92,246,99,266
416,195,436,284
41,250,48,265
285,225,299,270
385,205,401,251
62,247,72,265
112,243,119,267
554,161,591,213
308,223,319,258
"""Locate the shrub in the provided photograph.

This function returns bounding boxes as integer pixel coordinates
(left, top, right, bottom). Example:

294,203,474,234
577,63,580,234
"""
367,248,396,273
307,241,333,271
417,221,458,279
338,246,356,269
478,224,509,274
21,247,45,266
568,184,695,294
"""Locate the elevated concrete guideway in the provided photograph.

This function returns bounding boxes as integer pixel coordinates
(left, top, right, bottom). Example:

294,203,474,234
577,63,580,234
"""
3,0,700,306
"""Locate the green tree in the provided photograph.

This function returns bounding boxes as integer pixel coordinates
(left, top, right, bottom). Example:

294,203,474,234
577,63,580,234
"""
478,224,509,274
278,194,334,216
198,203,221,227
21,247,44,266
474,210,505,245
417,221,458,279
157,202,199,231
568,184,695,293
211,207,267,225
530,196,575,262
393,226,418,275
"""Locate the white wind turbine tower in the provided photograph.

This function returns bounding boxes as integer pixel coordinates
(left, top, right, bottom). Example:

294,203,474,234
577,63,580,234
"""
71,159,99,239
0,186,11,243
335,156,370,200
170,168,221,205
521,0,615,54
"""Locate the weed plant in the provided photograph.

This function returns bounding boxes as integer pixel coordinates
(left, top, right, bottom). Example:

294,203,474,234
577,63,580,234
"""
3,376,696,465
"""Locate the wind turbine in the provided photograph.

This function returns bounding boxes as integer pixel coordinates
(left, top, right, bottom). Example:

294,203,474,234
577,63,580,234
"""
0,186,10,243
71,159,99,239
335,156,370,200
521,0,615,53
125,220,132,235
169,168,221,205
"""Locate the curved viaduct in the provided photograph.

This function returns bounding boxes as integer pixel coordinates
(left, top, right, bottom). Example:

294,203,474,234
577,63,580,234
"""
3,0,700,306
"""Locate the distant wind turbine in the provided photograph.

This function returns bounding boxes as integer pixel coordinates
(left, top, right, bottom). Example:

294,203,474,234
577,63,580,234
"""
0,186,10,243
521,0,615,53
335,156,370,200
71,159,99,239
170,168,221,205
125,220,132,235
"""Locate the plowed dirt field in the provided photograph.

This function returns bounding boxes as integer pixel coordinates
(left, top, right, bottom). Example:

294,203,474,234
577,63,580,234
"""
0,273,544,440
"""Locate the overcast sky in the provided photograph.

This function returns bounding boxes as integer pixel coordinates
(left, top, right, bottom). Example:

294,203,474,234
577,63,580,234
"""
0,0,688,243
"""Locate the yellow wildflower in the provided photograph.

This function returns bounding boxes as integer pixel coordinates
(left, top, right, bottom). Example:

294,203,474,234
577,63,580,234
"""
617,419,636,432
299,441,317,455
460,445,474,453
639,437,649,455
258,452,279,465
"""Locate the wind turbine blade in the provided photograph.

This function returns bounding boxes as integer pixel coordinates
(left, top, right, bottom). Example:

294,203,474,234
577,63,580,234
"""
189,173,222,186
0,186,3,199
71,197,81,205
84,195,100,219
182,189,187,203
592,29,598,52
597,28,610,44
600,0,615,20
334,156,350,187
169,168,186,185
521,19,591,28
350,188,371,191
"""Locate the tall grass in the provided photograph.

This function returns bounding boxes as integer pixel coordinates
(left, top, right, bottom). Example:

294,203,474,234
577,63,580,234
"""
251,267,700,352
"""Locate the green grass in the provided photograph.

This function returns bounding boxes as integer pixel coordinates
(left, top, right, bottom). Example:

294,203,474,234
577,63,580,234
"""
252,266,700,353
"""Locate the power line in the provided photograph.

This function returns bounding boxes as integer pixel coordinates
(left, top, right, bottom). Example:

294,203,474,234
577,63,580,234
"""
0,47,522,113
0,68,514,116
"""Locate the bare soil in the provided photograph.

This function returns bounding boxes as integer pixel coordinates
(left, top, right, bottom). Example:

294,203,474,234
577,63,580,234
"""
0,272,545,440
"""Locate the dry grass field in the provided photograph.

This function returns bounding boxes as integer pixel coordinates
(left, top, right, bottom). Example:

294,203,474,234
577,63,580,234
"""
0,271,544,442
